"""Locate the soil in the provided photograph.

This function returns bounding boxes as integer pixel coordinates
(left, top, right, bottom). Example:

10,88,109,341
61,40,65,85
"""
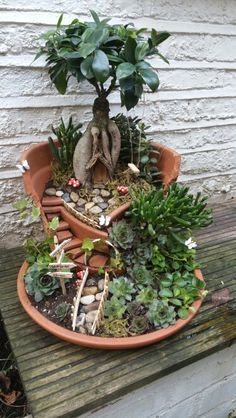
0,316,29,418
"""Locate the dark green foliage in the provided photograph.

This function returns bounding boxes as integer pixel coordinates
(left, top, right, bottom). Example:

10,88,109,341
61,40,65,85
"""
24,264,60,302
126,301,143,317
104,296,126,320
108,221,135,250
113,114,160,184
129,316,149,335
148,300,176,328
55,302,70,322
48,116,82,170
131,264,154,286
37,11,170,110
23,236,54,266
136,287,157,305
109,276,136,301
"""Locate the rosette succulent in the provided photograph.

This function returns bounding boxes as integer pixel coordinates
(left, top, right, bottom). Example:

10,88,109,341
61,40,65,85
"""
129,316,149,335
109,221,135,250
148,300,176,329
24,263,60,302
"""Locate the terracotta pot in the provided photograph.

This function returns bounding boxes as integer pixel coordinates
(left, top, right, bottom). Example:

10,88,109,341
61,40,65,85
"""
21,141,181,239
17,262,204,350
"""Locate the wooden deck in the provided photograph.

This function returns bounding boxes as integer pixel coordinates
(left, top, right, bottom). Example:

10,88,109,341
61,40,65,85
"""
0,201,236,418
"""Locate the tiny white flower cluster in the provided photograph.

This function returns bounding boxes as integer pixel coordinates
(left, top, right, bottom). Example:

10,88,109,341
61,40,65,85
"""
185,237,197,250
99,215,111,227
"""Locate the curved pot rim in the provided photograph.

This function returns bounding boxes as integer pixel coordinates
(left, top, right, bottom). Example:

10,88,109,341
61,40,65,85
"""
17,261,204,350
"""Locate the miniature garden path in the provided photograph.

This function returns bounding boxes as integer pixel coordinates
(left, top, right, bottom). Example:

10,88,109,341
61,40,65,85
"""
0,201,236,418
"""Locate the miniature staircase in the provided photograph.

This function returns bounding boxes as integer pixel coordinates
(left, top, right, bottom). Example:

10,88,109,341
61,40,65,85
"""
41,196,109,270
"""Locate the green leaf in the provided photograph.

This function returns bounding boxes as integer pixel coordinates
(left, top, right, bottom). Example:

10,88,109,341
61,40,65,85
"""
92,50,110,82
31,206,40,220
90,9,100,24
159,288,173,298
48,216,60,231
116,62,135,80
81,238,94,252
139,68,159,92
80,55,94,79
51,68,68,94
151,30,170,46
124,37,137,64
170,298,182,307
66,43,96,59
178,307,189,320
135,42,149,61
121,89,139,110
136,61,151,70
57,14,63,30
157,51,169,64
106,54,124,64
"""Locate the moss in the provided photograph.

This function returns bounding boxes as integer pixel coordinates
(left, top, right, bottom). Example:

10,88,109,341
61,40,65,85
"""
99,319,129,337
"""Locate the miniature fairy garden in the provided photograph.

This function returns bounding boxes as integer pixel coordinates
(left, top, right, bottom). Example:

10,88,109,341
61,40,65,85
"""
16,11,213,345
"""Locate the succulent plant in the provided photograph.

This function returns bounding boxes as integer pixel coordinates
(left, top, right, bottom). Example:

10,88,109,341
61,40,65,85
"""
131,264,154,286
24,263,60,302
55,302,70,322
109,276,136,302
126,301,144,317
148,300,176,329
129,316,149,335
109,221,135,250
104,296,126,320
136,287,157,305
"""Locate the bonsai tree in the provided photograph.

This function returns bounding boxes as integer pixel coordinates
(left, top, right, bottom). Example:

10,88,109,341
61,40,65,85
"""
37,11,170,185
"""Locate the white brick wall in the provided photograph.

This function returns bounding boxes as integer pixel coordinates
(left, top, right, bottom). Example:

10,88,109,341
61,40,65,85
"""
0,0,236,247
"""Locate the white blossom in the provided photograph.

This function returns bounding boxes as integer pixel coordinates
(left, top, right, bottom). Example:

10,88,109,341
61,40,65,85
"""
185,237,197,250
99,215,111,227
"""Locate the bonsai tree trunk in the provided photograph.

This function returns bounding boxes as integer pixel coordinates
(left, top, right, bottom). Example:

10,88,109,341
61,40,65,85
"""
73,97,121,186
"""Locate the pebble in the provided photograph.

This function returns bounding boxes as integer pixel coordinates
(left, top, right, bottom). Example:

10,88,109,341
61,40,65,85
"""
85,310,98,323
56,190,64,197
95,292,103,301
86,278,97,287
76,206,85,213
82,301,100,313
89,205,102,214
101,189,110,197
78,326,87,334
91,188,100,195
70,191,79,203
92,196,104,204
98,279,105,291
67,202,76,208
75,313,86,327
45,187,57,196
98,202,108,210
80,295,95,305
85,202,95,211
77,198,87,206
62,192,71,203
82,286,98,296
108,197,117,205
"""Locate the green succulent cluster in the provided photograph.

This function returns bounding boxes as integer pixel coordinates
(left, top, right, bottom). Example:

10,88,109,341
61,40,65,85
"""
148,300,176,328
55,302,70,322
24,263,60,302
109,221,135,250
129,316,149,335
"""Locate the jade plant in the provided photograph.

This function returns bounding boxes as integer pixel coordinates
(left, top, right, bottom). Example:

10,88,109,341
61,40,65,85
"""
37,11,170,185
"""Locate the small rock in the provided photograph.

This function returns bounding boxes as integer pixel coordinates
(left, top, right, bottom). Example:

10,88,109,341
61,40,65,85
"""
101,189,110,198
45,187,57,196
56,190,64,197
77,198,87,206
96,292,103,301
92,195,104,204
78,326,87,334
75,313,86,327
85,310,98,323
85,323,93,333
62,192,70,203
85,202,95,211
89,205,102,214
108,197,117,206
82,286,98,296
67,202,76,208
82,301,100,313
94,183,104,189
98,202,108,210
91,188,100,195
76,206,85,213
80,295,95,305
70,191,79,203
98,279,104,291
86,278,97,287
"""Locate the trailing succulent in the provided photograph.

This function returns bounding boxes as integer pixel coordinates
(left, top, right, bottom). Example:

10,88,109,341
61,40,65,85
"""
24,263,60,302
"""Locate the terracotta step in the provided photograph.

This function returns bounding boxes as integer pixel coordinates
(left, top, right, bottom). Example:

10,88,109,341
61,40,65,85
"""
57,221,70,232
46,213,61,221
64,238,83,251
89,254,109,268
43,206,63,214
42,196,63,206
56,230,73,243
66,247,84,260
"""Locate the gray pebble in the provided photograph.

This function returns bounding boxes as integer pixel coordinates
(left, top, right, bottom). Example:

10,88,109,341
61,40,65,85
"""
77,198,87,206
92,196,104,204
91,188,100,195
86,310,98,323
98,279,104,291
56,190,64,197
70,191,79,203
89,205,103,214
101,189,110,198
45,187,57,196
62,193,70,203
80,295,95,305
98,202,108,210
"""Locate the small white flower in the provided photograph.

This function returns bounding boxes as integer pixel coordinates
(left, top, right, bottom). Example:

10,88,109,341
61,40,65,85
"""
99,215,111,227
185,237,197,250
